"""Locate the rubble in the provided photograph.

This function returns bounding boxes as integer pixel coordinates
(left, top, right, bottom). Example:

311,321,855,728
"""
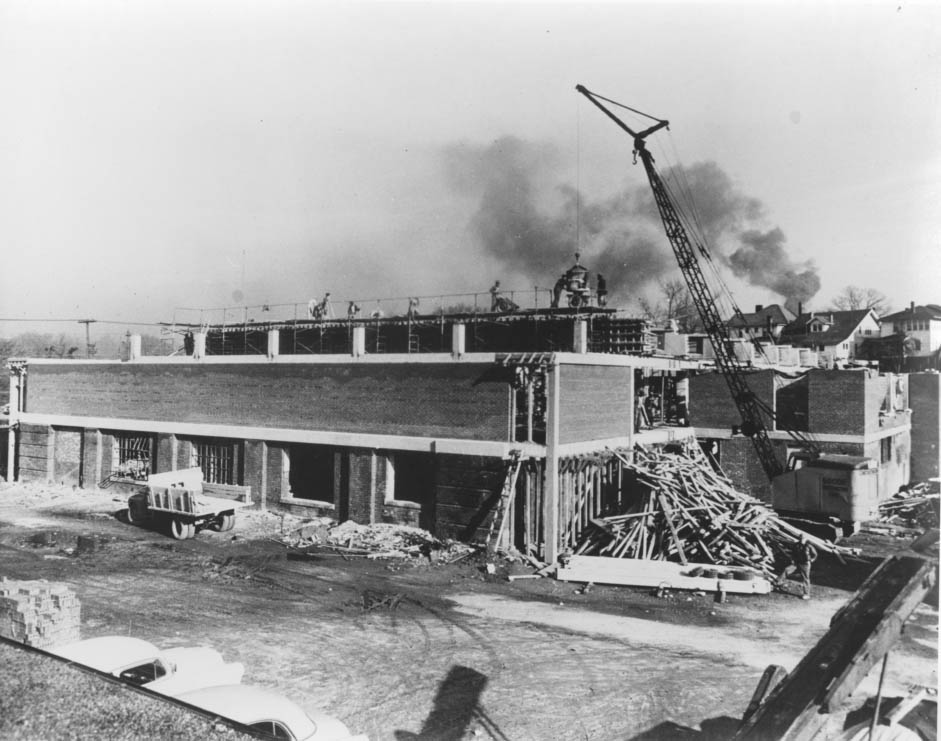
573,447,855,576
282,519,476,562
877,482,940,531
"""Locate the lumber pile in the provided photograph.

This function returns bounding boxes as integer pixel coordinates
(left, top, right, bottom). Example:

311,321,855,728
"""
0,578,81,649
573,447,852,576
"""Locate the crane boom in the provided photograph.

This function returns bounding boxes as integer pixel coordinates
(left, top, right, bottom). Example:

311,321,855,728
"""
576,84,785,479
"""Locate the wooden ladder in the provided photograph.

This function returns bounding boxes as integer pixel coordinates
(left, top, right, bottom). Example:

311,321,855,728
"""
486,453,523,553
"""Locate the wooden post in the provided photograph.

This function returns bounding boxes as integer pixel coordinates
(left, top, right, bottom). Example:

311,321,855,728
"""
543,358,561,563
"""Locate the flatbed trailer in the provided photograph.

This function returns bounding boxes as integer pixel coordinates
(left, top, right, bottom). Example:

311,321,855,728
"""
127,468,252,540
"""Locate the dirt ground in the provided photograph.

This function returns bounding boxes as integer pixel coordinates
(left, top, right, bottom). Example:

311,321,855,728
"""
0,482,936,741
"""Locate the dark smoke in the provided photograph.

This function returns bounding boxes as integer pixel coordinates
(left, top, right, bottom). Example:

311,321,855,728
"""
442,137,820,309
729,228,821,314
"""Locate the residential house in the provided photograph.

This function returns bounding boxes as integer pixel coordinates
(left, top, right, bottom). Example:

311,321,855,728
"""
727,304,795,342
778,309,880,366
875,303,941,372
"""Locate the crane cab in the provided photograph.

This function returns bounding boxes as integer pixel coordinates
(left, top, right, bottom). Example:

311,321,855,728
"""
772,454,880,529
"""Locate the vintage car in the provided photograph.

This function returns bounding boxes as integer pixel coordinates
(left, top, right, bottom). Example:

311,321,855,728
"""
177,684,368,741
50,636,244,697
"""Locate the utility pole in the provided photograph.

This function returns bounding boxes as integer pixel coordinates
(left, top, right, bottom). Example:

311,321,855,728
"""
78,319,97,358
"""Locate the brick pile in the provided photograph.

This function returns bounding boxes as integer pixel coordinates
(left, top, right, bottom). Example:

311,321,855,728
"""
0,578,81,649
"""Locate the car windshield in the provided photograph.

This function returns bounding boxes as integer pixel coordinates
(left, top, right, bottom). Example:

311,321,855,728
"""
118,660,167,685
248,720,295,740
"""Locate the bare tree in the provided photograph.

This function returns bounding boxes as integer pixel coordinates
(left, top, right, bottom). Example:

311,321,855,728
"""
638,279,701,332
831,285,890,316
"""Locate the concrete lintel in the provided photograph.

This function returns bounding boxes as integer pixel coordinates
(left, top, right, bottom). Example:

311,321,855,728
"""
16,412,544,459
694,425,911,444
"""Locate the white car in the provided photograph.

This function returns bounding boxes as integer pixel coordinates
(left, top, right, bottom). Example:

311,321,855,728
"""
50,636,244,697
177,684,368,741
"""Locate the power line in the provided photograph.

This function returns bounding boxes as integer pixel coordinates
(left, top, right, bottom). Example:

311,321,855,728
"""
0,318,166,327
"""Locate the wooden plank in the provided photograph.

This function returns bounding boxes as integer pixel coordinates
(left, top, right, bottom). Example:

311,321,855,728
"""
557,555,770,593
657,492,688,566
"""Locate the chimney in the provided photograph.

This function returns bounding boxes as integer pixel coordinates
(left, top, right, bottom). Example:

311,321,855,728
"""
797,301,803,317
911,301,916,313
755,304,764,313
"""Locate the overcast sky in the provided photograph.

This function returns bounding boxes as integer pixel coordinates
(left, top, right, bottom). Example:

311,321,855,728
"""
1,1,938,335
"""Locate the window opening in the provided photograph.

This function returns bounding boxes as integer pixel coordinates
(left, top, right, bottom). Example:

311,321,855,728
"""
113,433,154,480
288,445,337,504
191,438,238,484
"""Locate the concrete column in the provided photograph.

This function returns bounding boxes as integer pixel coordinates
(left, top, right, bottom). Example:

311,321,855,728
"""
573,320,588,353
128,334,142,361
352,326,366,357
267,330,280,359
452,323,466,358
7,368,18,481
244,440,267,509
543,360,561,563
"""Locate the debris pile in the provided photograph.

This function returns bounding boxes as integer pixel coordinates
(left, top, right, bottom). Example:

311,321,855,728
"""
0,578,81,648
201,555,276,582
286,520,476,562
573,447,851,576
877,483,939,531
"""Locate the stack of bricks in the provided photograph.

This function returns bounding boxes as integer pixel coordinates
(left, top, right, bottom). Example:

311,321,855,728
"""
0,578,81,649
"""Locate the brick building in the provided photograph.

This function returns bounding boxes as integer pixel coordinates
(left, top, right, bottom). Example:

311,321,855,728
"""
689,367,912,502
6,322,697,562
909,372,941,482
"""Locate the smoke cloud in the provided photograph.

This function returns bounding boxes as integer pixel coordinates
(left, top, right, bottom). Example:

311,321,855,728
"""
729,228,821,313
441,137,820,310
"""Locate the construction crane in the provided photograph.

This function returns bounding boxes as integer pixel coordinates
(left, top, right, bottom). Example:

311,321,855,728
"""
575,84,787,479
575,85,890,530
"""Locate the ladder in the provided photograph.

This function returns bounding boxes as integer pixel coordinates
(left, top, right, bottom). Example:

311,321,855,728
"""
486,452,523,553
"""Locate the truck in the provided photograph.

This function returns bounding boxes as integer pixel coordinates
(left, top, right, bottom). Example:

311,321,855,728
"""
126,467,252,540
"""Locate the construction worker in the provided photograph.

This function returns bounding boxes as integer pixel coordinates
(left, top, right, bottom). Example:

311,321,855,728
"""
489,281,502,311
775,536,817,599
551,275,566,308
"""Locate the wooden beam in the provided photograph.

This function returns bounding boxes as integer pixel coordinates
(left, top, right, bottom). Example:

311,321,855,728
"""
735,555,937,741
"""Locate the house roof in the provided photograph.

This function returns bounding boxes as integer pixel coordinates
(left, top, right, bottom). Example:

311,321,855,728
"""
727,304,795,329
779,309,874,347
880,304,941,323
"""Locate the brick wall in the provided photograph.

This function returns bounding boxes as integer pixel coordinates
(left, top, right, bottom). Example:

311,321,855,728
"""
52,428,82,486
155,434,175,473
806,370,867,434
17,423,51,482
81,429,100,487
689,370,775,431
243,440,267,508
347,449,378,524
717,436,788,503
25,362,512,441
434,454,505,542
910,373,940,481
558,365,632,444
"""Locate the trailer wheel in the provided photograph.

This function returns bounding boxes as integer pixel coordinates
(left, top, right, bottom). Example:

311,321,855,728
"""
209,512,236,532
170,518,195,540
126,493,150,525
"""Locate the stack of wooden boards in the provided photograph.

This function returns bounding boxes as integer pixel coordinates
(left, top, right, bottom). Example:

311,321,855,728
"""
0,578,81,649
573,447,850,576
877,482,939,530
